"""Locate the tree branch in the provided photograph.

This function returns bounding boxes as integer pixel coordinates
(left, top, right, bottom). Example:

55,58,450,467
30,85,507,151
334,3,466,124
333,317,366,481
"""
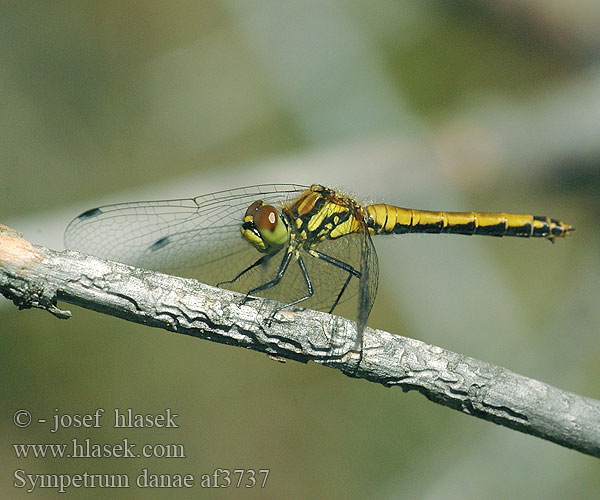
1,224,599,458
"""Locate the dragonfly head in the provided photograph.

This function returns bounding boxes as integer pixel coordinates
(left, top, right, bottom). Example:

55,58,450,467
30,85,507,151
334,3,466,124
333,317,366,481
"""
241,200,289,254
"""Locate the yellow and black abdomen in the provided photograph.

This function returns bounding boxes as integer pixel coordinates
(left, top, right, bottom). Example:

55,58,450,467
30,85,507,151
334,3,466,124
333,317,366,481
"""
366,204,573,241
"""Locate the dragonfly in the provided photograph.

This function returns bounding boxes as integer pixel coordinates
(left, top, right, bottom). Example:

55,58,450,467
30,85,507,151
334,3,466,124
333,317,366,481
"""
64,184,573,352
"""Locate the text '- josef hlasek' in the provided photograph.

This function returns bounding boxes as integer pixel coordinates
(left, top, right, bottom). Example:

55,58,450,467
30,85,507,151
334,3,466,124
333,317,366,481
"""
39,408,179,432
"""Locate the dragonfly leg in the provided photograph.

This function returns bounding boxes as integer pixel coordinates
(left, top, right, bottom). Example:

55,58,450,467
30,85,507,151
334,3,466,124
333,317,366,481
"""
308,249,360,313
216,255,268,287
329,273,352,314
268,254,314,323
243,248,293,304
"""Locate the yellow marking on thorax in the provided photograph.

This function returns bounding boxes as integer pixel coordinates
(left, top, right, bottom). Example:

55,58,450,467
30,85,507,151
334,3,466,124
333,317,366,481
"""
329,216,360,239
306,208,328,233
296,191,319,216
306,201,343,233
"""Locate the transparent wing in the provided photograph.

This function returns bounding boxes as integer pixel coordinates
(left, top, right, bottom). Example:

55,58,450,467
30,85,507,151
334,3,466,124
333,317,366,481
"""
64,184,308,287
357,226,379,337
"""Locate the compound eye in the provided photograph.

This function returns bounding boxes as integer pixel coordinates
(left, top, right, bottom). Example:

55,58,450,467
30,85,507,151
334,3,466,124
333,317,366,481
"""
245,200,264,217
254,205,278,231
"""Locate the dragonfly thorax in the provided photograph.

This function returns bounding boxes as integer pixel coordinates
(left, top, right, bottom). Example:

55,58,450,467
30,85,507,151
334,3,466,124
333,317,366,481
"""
241,200,290,254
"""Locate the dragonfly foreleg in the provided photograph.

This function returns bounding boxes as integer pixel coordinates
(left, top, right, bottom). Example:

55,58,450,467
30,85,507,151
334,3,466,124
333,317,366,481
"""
308,249,360,313
216,255,268,288
244,247,293,302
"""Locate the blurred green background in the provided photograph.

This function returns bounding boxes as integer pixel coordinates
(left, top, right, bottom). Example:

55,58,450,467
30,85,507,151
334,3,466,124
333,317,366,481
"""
1,1,599,499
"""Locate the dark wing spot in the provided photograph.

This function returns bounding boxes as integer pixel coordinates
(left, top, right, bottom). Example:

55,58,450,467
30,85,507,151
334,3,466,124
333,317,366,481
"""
149,236,170,252
78,207,102,220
